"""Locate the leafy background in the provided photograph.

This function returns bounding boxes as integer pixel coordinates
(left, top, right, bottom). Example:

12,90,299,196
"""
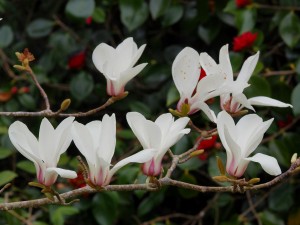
0,0,300,224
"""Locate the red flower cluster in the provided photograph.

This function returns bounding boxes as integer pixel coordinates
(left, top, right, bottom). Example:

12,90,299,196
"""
68,51,86,69
68,172,86,189
233,31,258,52
197,135,218,160
235,0,252,8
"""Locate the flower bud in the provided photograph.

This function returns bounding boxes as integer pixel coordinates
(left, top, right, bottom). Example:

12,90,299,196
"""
291,153,298,164
60,99,71,111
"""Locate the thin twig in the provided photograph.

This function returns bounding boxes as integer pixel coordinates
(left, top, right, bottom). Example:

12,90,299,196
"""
254,3,300,11
246,191,262,225
53,15,82,43
141,213,194,225
262,115,300,144
0,183,11,194
27,67,51,111
0,157,300,210
262,70,296,77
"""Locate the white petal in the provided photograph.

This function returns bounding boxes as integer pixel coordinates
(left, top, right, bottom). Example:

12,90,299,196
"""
39,118,55,165
98,114,116,164
233,93,255,111
72,121,95,166
192,102,216,122
237,52,259,84
219,44,233,82
108,149,157,181
194,73,225,101
245,153,281,176
217,111,237,162
172,47,200,98
155,113,174,135
46,167,77,179
8,121,41,164
115,37,138,72
119,63,148,88
131,44,146,67
199,52,218,75
248,96,293,108
127,112,161,149
54,117,75,155
92,43,115,74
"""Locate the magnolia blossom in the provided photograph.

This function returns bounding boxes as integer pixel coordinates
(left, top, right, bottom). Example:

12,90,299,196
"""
172,47,224,122
8,117,77,186
72,114,156,187
217,111,281,177
92,37,147,96
201,44,292,114
127,112,190,176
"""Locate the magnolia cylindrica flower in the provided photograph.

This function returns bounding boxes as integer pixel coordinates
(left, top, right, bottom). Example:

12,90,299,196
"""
92,37,147,96
127,112,190,176
217,111,281,178
172,47,223,122
72,114,156,187
201,44,292,114
8,117,77,186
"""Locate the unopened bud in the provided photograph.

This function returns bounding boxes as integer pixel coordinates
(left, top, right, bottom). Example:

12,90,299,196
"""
180,103,190,116
190,149,204,158
291,153,298,164
212,175,228,182
248,178,260,185
15,52,21,59
216,156,226,175
169,108,182,117
60,99,71,111
13,65,27,71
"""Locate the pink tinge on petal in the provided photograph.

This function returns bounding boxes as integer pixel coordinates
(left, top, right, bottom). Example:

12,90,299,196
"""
142,158,162,176
37,165,44,184
106,80,125,97
221,95,241,114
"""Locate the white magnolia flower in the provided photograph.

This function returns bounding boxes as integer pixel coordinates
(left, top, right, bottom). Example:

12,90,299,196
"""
172,47,224,122
72,114,156,187
127,112,190,176
92,37,147,96
8,117,77,186
217,111,281,178
200,44,292,114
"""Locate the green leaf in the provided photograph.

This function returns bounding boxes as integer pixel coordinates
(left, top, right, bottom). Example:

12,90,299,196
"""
244,75,271,98
235,9,256,33
291,83,300,115
26,19,54,38
178,172,198,199
70,72,94,101
0,170,17,186
0,148,12,160
161,4,183,27
17,160,36,174
65,0,95,18
119,0,149,32
17,94,36,110
92,192,119,225
279,12,300,48
260,210,284,225
198,23,221,45
92,7,106,23
149,0,170,19
129,101,151,118
0,25,13,48
138,190,165,216
166,84,179,106
268,183,294,212
50,206,79,225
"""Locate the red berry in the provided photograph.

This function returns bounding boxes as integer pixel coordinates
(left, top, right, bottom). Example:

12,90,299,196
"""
235,0,252,8
85,17,92,25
